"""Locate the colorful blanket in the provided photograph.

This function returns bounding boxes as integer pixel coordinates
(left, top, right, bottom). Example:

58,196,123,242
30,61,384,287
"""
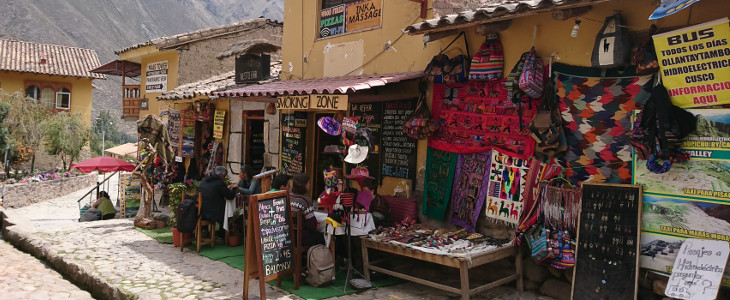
423,147,458,221
555,67,654,184
485,151,530,226
180,109,196,158
450,151,491,232
428,80,538,159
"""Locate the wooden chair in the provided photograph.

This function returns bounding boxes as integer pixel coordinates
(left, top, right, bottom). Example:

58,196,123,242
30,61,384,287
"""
180,193,216,253
277,209,335,290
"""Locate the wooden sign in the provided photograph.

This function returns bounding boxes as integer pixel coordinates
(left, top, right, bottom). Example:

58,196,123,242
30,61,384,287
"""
665,238,729,299
281,112,307,176
380,99,417,183
213,110,225,140
572,183,643,300
345,0,382,32
243,191,296,300
235,54,270,84
276,94,348,110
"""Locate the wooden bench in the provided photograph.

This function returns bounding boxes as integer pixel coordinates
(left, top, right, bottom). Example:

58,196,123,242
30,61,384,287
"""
361,238,523,300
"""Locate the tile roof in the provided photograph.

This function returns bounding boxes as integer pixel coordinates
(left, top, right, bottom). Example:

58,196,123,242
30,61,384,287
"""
215,71,424,98
115,18,282,54
0,39,105,79
404,0,614,34
217,39,281,59
158,61,282,100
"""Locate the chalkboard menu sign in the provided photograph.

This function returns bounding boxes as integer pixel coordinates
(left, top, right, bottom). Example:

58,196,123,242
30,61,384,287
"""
281,112,307,176
572,183,643,300
380,99,417,184
350,102,382,180
243,191,296,300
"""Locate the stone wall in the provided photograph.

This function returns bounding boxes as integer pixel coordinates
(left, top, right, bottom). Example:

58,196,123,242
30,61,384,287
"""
2,173,97,208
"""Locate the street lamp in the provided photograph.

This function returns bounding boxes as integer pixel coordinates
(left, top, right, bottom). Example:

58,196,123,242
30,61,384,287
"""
95,118,113,156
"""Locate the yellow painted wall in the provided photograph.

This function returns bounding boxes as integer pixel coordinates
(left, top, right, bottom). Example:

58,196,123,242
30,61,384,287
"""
282,0,730,196
0,71,95,126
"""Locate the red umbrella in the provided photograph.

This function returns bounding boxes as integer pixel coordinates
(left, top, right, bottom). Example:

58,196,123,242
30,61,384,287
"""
70,156,136,173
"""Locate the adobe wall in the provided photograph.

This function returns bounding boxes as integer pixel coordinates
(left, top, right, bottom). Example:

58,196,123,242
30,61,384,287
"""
2,173,97,208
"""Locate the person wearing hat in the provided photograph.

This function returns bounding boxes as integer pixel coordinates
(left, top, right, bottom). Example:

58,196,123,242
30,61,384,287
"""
232,165,261,195
199,166,237,238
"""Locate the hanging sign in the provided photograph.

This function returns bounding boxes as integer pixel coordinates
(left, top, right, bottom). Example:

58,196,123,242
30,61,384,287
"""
665,239,729,300
145,60,168,93
180,109,196,158
345,0,382,32
168,109,181,151
281,112,307,176
380,99,417,182
242,191,296,300
213,110,225,139
276,94,348,110
320,4,345,38
653,18,730,108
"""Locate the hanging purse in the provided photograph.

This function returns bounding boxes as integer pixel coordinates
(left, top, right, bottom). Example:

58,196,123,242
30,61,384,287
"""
469,34,504,81
403,91,439,139
633,24,660,75
518,47,545,98
425,32,470,84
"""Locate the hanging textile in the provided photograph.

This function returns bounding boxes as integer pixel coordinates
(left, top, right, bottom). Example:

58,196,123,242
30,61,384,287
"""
538,183,582,233
423,147,458,220
450,151,492,232
555,65,654,184
484,150,530,227
180,109,196,158
137,114,175,163
168,109,181,152
429,80,538,159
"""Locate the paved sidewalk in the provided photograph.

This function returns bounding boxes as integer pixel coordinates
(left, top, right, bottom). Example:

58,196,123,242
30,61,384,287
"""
0,174,552,300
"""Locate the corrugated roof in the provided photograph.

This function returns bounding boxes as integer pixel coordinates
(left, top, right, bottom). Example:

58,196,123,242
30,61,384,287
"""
116,18,283,55
158,61,282,100
0,39,105,79
215,71,424,98
404,0,614,34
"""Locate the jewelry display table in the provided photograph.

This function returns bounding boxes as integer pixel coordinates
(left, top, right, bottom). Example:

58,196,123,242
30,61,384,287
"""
361,237,523,300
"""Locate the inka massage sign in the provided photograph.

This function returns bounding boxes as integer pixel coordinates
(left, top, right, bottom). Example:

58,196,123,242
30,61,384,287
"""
654,18,730,107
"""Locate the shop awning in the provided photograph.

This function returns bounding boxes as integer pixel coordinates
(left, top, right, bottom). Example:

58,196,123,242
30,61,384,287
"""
215,71,424,98
403,0,615,35
104,143,138,158
90,60,141,77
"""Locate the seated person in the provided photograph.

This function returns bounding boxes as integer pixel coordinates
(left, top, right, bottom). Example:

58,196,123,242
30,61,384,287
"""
234,165,261,195
199,166,237,238
289,173,325,247
362,178,390,228
92,191,117,220
268,174,291,193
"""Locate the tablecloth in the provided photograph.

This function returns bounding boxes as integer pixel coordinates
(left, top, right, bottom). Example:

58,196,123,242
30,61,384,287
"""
313,211,375,236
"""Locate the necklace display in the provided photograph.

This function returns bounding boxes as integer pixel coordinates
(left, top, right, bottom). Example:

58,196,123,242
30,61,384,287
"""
573,184,641,300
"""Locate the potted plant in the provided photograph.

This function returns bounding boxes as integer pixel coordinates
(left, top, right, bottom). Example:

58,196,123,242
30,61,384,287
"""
227,206,245,247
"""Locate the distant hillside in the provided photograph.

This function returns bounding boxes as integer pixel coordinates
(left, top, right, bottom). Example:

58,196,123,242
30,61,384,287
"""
0,0,283,132
695,115,730,137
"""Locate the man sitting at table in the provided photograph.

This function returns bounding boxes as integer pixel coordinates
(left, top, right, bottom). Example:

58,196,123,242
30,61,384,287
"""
199,166,237,239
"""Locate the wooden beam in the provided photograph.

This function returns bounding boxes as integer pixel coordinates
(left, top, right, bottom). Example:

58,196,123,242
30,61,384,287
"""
475,20,512,35
552,6,593,21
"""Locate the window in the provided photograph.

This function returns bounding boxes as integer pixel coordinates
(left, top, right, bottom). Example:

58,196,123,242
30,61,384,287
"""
41,87,55,106
56,88,71,109
25,85,40,100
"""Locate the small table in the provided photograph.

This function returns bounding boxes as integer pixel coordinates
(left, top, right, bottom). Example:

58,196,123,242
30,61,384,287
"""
361,238,523,300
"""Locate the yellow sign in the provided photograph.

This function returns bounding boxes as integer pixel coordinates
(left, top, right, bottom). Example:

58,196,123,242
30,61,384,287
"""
654,18,730,108
345,0,381,32
213,110,225,139
276,94,348,110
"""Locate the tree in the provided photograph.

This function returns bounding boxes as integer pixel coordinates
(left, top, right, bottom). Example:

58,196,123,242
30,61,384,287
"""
91,110,135,156
44,112,91,169
0,90,53,171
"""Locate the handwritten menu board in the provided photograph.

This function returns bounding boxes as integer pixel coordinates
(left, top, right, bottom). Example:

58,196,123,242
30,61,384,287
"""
243,191,296,300
281,112,307,176
350,102,381,180
380,99,417,183
665,239,729,300
572,183,643,300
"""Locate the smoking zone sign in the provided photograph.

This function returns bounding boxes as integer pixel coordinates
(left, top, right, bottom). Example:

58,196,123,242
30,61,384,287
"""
654,18,730,108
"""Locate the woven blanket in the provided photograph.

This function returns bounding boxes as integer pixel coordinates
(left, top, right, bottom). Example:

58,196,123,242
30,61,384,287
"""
423,147,458,221
450,151,491,232
556,68,653,184
484,151,530,227
137,114,174,163
429,81,538,159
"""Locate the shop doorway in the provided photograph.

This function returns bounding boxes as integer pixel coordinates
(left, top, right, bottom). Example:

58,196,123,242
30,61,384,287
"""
242,111,265,174
314,113,344,197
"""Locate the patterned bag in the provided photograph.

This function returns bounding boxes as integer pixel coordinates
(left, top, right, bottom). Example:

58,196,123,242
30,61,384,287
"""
426,32,471,84
591,13,631,68
524,225,556,264
504,52,529,102
469,34,503,81
518,48,545,98
403,83,439,139
633,24,660,75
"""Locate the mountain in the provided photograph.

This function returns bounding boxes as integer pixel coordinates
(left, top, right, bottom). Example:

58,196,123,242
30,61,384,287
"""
0,0,283,132
694,115,730,137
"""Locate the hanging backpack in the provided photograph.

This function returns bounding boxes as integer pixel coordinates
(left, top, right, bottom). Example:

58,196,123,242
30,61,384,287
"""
633,24,660,75
177,194,199,233
591,13,631,68
469,34,504,81
306,244,335,287
518,47,545,98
